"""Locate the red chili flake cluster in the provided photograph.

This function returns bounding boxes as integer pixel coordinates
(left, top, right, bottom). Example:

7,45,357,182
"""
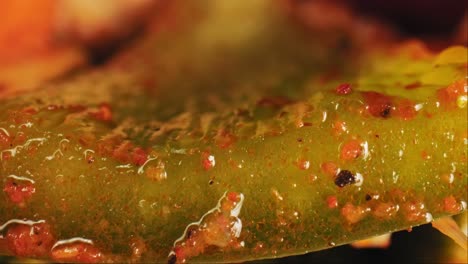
341,203,368,224
442,195,461,214
335,83,352,95
111,141,148,166
51,242,103,263
90,103,113,122
401,201,427,222
340,140,362,161
437,79,466,107
362,92,393,118
9,108,36,125
334,170,356,187
3,179,35,205
372,202,399,220
201,151,216,170
215,129,237,149
0,129,11,148
6,223,55,258
395,99,417,120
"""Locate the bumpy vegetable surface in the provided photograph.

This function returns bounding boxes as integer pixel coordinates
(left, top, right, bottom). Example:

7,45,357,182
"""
0,1,466,263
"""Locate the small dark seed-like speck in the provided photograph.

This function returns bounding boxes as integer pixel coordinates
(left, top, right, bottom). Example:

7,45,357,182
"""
381,105,392,118
334,170,356,187
365,194,372,201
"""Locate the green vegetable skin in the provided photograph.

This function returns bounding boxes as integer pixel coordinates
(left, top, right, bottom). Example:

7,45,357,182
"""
0,1,466,263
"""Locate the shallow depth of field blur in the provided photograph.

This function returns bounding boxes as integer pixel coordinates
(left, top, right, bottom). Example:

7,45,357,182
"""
0,0,466,263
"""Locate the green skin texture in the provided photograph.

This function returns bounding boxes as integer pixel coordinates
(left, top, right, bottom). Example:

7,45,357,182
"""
0,1,467,263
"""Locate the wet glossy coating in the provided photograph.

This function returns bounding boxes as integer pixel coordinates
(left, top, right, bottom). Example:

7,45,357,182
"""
0,1,467,263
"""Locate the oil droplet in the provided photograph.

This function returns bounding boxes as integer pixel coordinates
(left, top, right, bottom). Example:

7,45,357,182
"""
457,95,467,108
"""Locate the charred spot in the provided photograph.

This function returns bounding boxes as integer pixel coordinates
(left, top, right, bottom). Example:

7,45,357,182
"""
334,170,356,187
167,254,177,264
365,194,372,201
297,138,303,143
208,180,214,185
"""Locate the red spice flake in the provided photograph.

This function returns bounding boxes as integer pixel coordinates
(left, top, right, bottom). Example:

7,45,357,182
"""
257,96,295,109
0,129,11,148
201,151,216,170
401,201,426,222
372,202,399,220
109,141,148,166
296,159,310,170
215,130,237,149
3,179,35,205
90,103,113,122
21,107,37,115
6,223,55,258
404,82,422,90
51,242,103,263
131,147,148,166
335,83,352,95
442,195,461,214
321,161,338,177
437,79,466,107
362,92,394,118
341,203,368,224
332,120,348,136
395,99,417,120
227,192,241,203
326,195,338,209
340,140,362,161
421,150,431,160
112,141,133,163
